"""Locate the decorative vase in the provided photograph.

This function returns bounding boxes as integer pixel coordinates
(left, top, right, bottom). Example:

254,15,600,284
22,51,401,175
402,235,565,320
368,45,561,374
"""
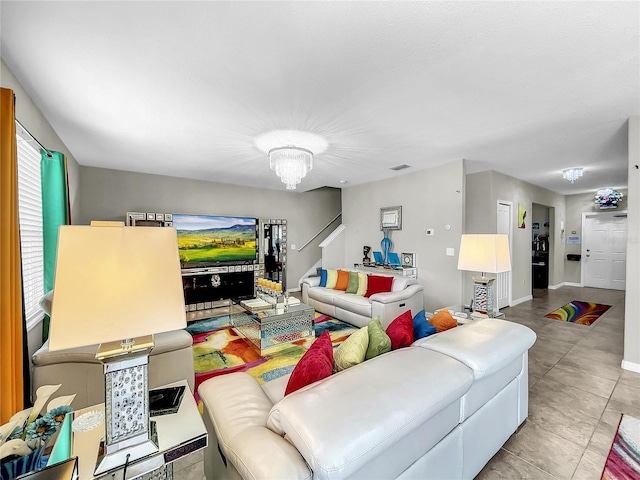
381,230,392,265
0,446,46,480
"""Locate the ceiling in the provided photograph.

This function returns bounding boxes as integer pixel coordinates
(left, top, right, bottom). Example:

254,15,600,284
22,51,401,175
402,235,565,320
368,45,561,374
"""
1,1,638,195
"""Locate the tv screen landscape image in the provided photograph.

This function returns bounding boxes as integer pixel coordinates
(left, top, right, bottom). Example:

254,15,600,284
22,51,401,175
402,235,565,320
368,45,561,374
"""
173,214,257,267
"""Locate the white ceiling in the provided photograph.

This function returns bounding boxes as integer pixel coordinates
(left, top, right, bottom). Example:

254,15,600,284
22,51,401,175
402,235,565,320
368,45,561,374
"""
1,1,638,194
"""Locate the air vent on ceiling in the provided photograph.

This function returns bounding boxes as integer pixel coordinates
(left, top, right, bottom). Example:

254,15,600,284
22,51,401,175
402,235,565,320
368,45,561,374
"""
390,164,411,171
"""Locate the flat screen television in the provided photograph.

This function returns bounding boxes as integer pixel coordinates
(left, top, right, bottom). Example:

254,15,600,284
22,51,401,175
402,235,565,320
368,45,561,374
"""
173,214,257,268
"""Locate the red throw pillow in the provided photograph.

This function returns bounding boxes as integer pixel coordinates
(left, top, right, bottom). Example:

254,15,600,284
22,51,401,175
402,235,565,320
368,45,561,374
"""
334,270,350,291
386,310,415,349
364,275,394,298
429,309,458,332
284,331,334,395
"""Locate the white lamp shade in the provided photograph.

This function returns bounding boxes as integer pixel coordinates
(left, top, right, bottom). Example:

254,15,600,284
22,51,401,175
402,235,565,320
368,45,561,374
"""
457,234,512,274
48,225,186,351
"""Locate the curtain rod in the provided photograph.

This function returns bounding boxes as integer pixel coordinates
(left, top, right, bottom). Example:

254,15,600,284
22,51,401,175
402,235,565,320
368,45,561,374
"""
15,119,53,157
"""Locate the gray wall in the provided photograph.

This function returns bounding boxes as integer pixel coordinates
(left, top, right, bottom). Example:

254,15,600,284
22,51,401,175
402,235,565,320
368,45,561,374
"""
342,160,465,312
564,189,628,284
466,170,566,304
624,116,639,371
77,166,342,290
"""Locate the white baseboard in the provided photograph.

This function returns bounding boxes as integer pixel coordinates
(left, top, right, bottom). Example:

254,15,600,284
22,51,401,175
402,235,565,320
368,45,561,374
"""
287,287,301,293
548,282,582,290
621,360,640,373
511,295,533,307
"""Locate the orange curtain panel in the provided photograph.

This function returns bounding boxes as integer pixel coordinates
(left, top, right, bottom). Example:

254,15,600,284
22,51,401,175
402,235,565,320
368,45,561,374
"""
0,87,24,422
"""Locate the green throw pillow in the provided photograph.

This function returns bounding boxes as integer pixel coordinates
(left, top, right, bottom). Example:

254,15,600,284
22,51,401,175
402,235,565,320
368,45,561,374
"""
345,272,359,294
334,326,369,371
365,317,392,360
326,269,338,289
356,273,367,296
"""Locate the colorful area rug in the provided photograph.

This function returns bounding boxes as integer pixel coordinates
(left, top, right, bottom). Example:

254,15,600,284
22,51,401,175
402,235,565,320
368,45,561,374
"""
601,414,640,480
186,312,357,401
544,300,611,326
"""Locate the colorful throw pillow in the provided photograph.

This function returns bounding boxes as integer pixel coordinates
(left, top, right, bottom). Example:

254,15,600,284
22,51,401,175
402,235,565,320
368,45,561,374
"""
285,331,334,395
345,272,359,294
334,270,350,291
319,269,328,287
364,275,394,298
413,309,437,339
334,326,369,371
326,269,338,289
386,310,414,349
429,309,458,333
365,317,392,360
356,273,367,296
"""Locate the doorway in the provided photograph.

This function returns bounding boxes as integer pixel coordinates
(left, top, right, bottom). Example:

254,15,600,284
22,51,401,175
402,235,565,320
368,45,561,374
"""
582,211,627,290
497,201,513,309
532,204,551,293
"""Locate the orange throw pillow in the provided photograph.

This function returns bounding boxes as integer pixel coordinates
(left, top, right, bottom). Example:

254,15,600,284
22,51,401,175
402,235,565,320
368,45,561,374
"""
429,309,457,332
334,270,350,291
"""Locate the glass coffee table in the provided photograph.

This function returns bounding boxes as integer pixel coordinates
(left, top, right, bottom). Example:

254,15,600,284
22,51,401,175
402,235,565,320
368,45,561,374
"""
230,300,315,355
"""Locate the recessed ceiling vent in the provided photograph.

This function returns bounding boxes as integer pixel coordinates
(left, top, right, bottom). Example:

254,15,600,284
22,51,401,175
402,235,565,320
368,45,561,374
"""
390,164,411,171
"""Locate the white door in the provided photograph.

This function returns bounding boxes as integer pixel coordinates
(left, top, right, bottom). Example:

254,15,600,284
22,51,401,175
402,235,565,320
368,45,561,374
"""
496,201,512,309
583,212,627,290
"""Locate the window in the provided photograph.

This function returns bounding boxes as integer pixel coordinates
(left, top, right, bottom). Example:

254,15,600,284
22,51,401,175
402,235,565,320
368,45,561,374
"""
16,123,44,332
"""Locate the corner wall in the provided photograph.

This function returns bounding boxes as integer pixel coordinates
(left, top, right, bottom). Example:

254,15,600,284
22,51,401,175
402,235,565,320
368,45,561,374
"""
624,116,639,371
342,160,465,311
77,166,342,290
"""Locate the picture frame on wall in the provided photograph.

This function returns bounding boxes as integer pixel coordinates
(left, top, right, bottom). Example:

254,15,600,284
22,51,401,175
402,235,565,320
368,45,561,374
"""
518,203,527,229
380,205,402,230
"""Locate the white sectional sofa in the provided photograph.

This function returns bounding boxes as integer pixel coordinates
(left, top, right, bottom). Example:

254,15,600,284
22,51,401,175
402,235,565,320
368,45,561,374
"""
301,274,424,328
199,319,537,480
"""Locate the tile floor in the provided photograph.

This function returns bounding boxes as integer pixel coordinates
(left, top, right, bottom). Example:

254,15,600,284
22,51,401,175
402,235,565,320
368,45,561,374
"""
176,286,639,480
477,286,640,480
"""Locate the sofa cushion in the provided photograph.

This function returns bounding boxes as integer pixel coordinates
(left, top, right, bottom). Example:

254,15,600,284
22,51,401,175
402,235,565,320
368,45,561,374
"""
306,285,346,304
345,272,359,294
334,326,369,372
413,309,437,340
334,270,350,290
365,317,392,360
364,275,393,298
319,269,328,287
333,294,372,318
429,309,458,332
285,331,334,395
326,270,338,289
356,273,367,296
386,310,414,349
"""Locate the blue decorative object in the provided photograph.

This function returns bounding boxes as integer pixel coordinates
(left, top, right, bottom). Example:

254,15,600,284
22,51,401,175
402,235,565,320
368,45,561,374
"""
0,446,46,480
381,229,392,265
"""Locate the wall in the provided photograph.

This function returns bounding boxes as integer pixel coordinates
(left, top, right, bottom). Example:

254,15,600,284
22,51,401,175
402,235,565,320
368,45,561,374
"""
624,116,639,372
466,170,566,304
77,166,342,290
342,160,465,311
564,189,628,284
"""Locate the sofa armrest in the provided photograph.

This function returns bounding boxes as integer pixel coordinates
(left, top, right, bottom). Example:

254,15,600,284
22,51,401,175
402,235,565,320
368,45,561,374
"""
369,284,424,304
302,276,321,288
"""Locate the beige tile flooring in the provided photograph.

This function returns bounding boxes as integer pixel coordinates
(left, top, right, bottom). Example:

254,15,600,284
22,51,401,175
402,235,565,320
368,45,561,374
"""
177,286,639,480
477,286,640,480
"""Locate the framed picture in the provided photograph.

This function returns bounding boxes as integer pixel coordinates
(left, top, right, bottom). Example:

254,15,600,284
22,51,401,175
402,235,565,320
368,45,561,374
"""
380,206,402,230
518,203,527,229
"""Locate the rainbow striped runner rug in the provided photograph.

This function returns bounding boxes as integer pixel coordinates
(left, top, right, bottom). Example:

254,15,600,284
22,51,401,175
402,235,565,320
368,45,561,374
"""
544,300,611,326
601,414,640,480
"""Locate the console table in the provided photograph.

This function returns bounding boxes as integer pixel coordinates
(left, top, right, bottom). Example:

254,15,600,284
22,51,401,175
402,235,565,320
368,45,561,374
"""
70,380,207,479
354,264,418,279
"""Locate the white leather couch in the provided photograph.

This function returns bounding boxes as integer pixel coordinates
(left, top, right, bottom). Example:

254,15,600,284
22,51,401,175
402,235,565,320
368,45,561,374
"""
199,319,536,480
301,274,424,328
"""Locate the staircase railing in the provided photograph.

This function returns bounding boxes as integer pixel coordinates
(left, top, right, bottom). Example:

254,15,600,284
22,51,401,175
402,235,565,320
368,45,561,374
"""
297,212,342,252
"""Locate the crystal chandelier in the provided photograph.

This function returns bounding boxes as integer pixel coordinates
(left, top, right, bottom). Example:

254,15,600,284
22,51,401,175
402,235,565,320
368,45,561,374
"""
269,146,313,190
562,167,584,183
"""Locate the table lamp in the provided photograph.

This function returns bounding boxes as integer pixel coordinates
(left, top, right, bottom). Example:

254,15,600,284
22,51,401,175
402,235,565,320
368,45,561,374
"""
457,234,511,316
48,222,186,475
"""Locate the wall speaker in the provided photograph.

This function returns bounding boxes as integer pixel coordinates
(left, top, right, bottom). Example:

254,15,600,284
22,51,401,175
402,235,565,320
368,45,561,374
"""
401,252,416,268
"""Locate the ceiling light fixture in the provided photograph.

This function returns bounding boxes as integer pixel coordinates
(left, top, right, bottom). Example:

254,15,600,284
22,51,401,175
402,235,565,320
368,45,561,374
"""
269,146,313,190
562,167,584,183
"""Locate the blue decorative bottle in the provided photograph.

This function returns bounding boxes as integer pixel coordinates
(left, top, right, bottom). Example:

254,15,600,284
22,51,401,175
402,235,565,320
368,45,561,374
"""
381,229,392,265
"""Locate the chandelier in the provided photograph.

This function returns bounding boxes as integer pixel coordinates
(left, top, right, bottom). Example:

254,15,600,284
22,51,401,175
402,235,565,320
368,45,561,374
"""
562,167,584,183
269,146,313,190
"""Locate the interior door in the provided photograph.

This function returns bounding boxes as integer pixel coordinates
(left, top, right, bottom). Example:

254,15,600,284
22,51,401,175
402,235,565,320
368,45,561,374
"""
583,212,627,290
496,201,512,309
